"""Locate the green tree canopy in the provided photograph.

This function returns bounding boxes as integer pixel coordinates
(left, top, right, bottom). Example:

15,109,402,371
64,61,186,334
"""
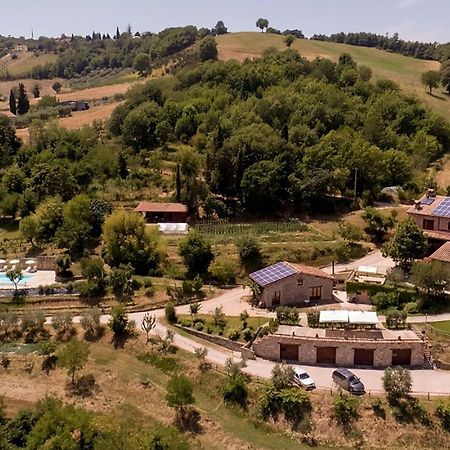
133,52,151,76
178,230,213,276
421,70,441,95
57,338,90,384
199,37,218,62
102,210,164,275
256,18,269,32
382,218,428,271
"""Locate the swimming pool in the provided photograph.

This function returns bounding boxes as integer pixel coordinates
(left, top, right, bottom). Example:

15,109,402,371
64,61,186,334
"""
0,273,34,285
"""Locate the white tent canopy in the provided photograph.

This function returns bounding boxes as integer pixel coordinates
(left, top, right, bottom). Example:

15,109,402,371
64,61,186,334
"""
319,310,379,325
319,310,349,323
158,223,189,235
357,265,378,274
348,311,378,325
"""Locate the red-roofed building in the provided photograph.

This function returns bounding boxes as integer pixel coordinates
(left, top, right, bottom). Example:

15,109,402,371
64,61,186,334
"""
134,202,188,223
429,242,450,265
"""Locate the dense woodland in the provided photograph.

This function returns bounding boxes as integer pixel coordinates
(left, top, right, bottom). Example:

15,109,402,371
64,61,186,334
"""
109,50,450,213
2,48,450,223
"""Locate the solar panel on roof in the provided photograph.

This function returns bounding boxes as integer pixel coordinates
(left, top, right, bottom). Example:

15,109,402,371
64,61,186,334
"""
432,198,450,218
250,262,297,287
420,197,435,206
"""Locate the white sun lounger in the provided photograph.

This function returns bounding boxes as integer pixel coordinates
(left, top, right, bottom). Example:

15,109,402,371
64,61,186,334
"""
0,265,7,272
24,266,32,273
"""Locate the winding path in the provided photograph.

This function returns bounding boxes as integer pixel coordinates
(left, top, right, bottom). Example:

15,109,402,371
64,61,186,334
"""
122,287,450,396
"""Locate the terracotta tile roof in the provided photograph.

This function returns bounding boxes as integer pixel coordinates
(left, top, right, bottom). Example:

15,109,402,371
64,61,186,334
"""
424,230,450,242
407,195,449,217
429,242,450,263
134,202,187,213
286,262,335,280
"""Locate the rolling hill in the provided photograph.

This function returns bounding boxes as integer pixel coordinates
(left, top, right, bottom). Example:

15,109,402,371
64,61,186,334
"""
216,32,448,122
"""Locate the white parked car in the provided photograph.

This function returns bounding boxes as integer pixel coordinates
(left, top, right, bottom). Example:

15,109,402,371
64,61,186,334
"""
292,367,316,390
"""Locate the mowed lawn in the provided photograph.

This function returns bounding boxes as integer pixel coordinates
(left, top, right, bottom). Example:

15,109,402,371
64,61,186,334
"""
216,32,448,122
431,321,450,334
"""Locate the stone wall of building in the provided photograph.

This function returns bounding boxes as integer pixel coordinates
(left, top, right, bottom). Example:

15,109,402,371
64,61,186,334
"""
261,274,333,307
252,334,425,368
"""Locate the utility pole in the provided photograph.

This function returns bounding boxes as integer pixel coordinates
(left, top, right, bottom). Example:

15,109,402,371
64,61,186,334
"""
353,167,358,199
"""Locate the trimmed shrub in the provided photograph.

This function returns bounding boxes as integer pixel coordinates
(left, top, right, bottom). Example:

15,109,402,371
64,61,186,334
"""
383,367,412,401
436,400,450,431
180,319,192,327
228,328,240,341
223,375,248,408
333,393,360,429
195,322,204,331
307,311,320,328
242,327,254,342
165,302,177,323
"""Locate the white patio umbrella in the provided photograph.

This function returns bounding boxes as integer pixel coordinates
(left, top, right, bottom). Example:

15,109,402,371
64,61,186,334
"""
25,259,36,265
9,259,20,264
0,259,6,264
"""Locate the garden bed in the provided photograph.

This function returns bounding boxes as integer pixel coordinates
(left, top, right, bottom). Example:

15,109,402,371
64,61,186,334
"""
176,314,268,344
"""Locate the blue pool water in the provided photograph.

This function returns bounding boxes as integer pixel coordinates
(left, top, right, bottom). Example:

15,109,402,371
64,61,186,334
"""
0,273,34,285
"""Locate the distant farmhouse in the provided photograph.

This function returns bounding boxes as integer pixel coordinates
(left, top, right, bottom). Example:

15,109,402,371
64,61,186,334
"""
249,262,334,308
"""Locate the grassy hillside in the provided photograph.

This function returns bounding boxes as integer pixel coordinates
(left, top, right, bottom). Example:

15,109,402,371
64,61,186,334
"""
216,32,448,122
0,52,58,78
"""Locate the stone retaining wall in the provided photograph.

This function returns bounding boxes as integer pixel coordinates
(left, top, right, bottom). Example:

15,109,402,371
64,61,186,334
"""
36,256,57,271
173,324,256,360
436,359,450,370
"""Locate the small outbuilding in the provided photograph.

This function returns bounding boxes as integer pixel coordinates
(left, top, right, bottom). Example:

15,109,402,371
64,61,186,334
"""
249,261,334,308
134,202,188,224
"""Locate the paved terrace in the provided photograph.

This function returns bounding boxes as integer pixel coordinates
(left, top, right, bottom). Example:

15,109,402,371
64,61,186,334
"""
275,325,421,342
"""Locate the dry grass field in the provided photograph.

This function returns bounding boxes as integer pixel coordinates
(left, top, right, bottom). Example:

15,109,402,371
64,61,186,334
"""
216,33,447,122
16,101,123,143
1,326,449,449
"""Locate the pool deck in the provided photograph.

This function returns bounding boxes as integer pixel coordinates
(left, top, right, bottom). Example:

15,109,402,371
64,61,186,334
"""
0,271,56,289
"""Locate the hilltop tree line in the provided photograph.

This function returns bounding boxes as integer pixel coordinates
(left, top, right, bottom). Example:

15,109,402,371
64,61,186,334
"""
311,31,450,62
2,23,227,80
109,49,450,214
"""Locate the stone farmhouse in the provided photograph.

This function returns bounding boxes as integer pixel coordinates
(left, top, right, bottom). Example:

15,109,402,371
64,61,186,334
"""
249,262,334,308
407,190,450,246
252,325,425,368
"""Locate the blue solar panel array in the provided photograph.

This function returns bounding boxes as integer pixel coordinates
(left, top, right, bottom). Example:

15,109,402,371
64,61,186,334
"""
250,262,297,287
432,198,450,218
421,197,435,206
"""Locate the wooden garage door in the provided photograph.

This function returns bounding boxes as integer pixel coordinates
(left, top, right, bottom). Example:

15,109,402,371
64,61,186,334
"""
316,347,336,364
280,344,298,361
354,349,374,366
392,349,412,366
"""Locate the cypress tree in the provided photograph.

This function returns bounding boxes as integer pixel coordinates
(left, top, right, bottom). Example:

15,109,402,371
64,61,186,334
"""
115,27,120,39
118,152,128,179
281,123,289,142
175,163,181,203
9,89,16,115
17,84,30,115
213,123,223,150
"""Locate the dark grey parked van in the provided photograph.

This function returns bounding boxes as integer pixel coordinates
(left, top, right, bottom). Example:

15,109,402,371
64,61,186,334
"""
332,368,365,395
